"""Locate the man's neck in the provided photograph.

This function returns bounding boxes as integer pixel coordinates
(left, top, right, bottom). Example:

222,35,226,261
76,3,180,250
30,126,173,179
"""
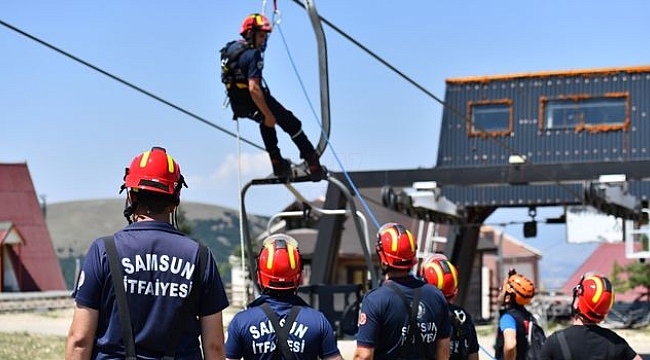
572,316,598,326
386,270,412,280
133,213,170,223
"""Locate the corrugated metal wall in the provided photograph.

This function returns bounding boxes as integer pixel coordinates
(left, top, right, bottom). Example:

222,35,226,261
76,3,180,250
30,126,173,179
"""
437,67,650,168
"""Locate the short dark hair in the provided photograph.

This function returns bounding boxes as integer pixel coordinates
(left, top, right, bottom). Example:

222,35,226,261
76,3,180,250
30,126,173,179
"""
262,287,296,298
131,189,176,214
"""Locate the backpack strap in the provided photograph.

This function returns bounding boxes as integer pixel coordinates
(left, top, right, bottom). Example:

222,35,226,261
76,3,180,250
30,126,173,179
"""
385,282,423,358
260,303,301,360
163,243,209,360
557,331,572,360
104,236,137,360
450,308,469,356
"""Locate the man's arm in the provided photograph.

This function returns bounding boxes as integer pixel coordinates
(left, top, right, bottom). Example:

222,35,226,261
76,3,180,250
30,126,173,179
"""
65,303,99,360
353,345,374,360
468,351,479,360
436,336,450,360
503,328,517,360
248,78,276,127
201,311,225,360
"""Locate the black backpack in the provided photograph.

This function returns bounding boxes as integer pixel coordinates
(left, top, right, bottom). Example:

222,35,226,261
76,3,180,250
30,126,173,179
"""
219,40,248,84
525,317,546,360
495,307,546,360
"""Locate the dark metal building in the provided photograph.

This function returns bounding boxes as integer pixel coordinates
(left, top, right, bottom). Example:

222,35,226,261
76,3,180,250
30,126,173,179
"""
441,66,650,167
435,65,650,209
316,65,650,315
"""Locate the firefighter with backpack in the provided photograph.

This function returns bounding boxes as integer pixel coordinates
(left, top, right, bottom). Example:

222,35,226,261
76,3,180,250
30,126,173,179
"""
495,269,545,360
225,234,343,360
219,13,324,181
420,256,479,360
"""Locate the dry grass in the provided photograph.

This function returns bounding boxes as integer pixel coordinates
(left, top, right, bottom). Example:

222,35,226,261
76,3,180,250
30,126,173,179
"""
0,332,65,360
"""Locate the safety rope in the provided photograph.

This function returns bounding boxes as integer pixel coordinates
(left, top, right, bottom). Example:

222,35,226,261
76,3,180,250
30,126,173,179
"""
235,119,250,305
0,19,265,153
275,23,381,230
0,14,585,214
480,344,496,360
286,0,586,205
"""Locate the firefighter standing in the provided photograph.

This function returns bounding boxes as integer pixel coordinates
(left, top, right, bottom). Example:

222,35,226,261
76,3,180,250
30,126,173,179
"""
540,273,641,360
354,222,451,360
66,147,229,359
225,234,343,360
421,257,479,360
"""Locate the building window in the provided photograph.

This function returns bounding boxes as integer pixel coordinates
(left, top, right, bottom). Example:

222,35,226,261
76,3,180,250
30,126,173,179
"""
468,100,513,137
541,93,629,132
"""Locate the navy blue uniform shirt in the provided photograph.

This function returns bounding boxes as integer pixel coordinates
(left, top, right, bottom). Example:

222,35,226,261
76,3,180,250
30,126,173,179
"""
237,45,264,80
225,294,341,360
356,276,452,360
73,221,229,359
448,303,479,360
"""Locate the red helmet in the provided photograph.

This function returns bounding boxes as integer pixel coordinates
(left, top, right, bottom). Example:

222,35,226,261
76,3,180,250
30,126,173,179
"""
124,147,183,196
573,273,614,323
420,257,459,299
504,273,535,306
376,223,417,270
257,234,302,291
240,13,272,36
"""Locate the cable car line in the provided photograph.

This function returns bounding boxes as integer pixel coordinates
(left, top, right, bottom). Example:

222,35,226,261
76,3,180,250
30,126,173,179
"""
287,1,585,203
0,18,265,152
0,14,584,204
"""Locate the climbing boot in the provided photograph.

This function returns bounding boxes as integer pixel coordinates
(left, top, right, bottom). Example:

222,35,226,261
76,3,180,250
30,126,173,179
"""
306,152,324,182
271,157,292,179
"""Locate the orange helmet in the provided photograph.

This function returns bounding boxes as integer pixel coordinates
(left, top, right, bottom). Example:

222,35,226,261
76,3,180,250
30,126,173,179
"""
504,273,535,306
573,273,614,323
240,13,272,36
257,234,302,291
376,223,417,270
124,147,185,197
420,257,459,299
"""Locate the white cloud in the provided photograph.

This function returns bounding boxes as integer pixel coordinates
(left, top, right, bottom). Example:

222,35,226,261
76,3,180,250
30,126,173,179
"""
181,151,328,215
185,152,271,189
213,152,272,181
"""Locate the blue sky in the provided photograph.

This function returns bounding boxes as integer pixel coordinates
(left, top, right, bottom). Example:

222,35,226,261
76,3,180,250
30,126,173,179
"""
2,1,648,288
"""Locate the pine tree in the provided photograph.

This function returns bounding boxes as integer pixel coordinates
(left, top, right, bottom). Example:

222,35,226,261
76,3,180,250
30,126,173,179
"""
610,260,650,303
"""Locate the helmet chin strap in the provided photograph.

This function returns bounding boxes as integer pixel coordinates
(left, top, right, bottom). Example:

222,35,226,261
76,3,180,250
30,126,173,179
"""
171,207,179,229
120,184,135,224
123,197,137,225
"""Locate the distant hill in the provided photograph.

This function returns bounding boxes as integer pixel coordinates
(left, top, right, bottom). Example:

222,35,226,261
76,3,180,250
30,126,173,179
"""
45,198,268,289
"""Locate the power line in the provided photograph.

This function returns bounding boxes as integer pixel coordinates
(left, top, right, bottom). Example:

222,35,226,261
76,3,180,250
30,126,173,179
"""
288,0,585,203
275,23,381,229
290,0,445,106
2,12,584,203
0,18,265,152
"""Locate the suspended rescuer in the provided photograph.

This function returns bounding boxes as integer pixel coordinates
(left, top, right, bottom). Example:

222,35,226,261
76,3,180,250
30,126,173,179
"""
354,222,451,360
225,234,343,360
220,13,324,181
66,146,229,360
420,256,479,360
540,273,642,360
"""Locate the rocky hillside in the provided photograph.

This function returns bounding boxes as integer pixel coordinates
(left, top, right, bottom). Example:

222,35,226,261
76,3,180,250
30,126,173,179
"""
45,198,268,289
